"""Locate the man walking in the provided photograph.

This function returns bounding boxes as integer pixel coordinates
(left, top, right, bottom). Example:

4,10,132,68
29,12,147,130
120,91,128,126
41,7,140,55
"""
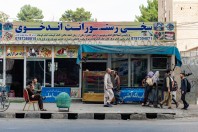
104,68,114,107
160,69,172,109
180,73,189,110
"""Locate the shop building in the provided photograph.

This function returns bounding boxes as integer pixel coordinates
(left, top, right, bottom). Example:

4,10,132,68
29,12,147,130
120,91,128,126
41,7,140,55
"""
0,22,181,101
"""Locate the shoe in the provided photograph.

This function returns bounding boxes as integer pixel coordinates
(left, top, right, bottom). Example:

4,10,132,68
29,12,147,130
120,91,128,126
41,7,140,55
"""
40,109,47,111
154,105,160,108
159,103,163,108
104,105,109,107
185,104,189,110
176,103,179,108
107,103,113,107
168,107,172,109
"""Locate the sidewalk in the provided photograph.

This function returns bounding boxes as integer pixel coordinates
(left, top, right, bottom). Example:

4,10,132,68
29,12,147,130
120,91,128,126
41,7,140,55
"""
0,102,197,120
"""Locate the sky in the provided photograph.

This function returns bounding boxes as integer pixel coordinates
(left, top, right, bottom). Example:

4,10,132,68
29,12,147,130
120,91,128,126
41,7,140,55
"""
0,0,147,22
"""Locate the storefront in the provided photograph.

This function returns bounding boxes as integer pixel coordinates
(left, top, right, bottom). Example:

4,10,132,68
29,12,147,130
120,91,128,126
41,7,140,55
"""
0,22,181,100
77,45,182,102
1,45,80,98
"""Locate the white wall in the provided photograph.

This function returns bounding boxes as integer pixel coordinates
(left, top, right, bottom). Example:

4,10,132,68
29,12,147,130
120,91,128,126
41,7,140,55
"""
158,0,198,51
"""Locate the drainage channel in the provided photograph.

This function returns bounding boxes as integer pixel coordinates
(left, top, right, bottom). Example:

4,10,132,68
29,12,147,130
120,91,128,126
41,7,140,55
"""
121,114,131,120
15,113,25,118
146,113,157,119
40,113,52,119
68,113,78,119
94,113,105,120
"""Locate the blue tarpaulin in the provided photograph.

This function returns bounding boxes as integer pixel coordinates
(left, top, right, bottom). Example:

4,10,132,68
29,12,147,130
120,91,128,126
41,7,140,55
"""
76,44,182,67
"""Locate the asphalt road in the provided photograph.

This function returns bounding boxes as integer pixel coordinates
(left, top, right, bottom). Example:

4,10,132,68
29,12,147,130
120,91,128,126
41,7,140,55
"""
1,118,198,132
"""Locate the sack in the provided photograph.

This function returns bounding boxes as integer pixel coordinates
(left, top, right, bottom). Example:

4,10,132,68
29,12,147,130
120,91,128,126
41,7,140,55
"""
185,78,191,92
172,80,178,91
146,77,154,86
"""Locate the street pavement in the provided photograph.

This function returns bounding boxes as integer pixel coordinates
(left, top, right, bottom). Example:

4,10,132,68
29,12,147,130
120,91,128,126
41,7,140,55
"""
3,102,198,119
1,118,198,132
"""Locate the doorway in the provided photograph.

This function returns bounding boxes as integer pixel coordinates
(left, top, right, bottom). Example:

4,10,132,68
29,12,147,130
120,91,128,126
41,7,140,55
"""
131,59,148,87
26,60,45,87
6,59,24,97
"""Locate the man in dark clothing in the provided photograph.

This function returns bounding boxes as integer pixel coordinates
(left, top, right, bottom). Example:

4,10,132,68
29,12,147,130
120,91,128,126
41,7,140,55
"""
180,73,189,110
26,83,46,111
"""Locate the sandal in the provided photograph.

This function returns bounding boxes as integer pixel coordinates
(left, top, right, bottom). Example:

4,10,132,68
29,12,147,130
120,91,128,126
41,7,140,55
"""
40,109,47,111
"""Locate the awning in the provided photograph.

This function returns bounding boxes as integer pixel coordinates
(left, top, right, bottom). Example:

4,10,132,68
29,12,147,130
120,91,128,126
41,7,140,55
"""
77,44,182,67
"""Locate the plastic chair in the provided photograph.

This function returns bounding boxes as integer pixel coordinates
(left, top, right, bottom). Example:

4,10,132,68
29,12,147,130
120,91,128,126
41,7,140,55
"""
23,89,39,111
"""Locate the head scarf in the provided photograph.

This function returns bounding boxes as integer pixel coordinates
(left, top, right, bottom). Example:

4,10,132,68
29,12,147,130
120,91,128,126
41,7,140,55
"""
152,71,160,84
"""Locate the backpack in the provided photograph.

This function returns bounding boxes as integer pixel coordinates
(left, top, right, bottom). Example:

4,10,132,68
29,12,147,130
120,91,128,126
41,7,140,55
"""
185,78,191,92
146,77,154,86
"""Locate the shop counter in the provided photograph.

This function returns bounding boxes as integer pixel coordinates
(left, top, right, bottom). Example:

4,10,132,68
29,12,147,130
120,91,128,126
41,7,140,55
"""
82,93,104,102
41,87,71,103
120,87,145,103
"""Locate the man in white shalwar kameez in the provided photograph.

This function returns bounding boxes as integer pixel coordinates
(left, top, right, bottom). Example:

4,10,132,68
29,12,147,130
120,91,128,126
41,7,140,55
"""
104,68,114,107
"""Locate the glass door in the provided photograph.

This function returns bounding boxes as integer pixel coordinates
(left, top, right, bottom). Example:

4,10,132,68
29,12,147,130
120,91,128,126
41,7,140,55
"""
26,60,45,86
131,59,148,87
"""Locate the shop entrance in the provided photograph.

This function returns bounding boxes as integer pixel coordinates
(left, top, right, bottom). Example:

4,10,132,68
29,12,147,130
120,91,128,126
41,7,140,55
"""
26,60,45,86
6,59,24,97
131,59,148,87
81,61,107,102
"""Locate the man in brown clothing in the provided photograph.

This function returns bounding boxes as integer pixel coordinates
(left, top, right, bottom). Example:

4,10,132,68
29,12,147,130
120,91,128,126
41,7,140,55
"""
160,69,172,109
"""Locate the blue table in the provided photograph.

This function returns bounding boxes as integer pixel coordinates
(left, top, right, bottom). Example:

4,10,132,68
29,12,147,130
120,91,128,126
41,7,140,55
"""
120,87,145,103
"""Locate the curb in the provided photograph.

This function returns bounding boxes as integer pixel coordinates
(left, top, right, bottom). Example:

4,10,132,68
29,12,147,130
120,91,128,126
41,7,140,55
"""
0,112,176,120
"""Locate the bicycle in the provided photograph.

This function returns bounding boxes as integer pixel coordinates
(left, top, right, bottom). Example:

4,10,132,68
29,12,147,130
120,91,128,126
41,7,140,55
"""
0,85,10,112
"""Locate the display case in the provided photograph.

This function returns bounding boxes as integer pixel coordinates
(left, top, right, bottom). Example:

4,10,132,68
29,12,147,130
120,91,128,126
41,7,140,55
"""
82,71,105,102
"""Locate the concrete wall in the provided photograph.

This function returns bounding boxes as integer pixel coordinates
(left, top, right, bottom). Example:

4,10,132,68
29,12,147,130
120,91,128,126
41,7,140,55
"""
158,0,198,51
180,53,198,104
158,0,173,22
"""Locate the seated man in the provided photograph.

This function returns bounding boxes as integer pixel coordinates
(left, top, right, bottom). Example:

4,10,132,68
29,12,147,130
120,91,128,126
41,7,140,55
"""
32,77,41,94
26,82,47,111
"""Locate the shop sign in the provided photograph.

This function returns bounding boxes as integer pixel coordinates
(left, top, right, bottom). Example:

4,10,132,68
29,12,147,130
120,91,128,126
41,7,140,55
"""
6,46,24,58
120,88,145,103
55,46,78,58
0,22,176,46
82,53,108,60
26,46,52,58
41,87,71,103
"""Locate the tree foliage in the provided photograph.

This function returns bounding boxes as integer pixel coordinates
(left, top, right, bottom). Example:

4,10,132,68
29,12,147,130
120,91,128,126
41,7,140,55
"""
135,0,158,22
0,11,9,22
17,5,44,22
60,8,92,22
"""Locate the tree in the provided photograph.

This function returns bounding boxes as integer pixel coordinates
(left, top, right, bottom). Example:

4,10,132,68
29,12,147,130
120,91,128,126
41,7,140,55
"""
60,8,92,22
135,0,158,22
0,11,9,22
17,5,44,22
